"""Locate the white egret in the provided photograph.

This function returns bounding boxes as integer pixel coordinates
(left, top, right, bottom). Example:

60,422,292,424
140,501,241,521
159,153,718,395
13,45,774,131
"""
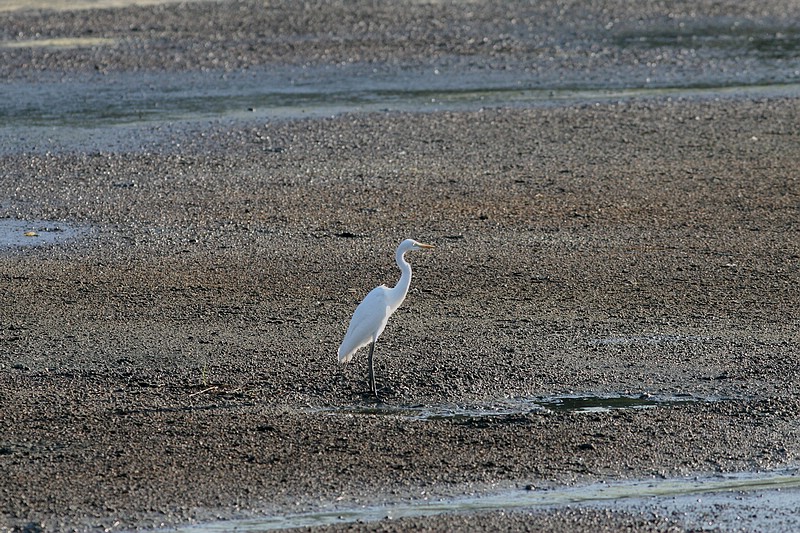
338,239,434,396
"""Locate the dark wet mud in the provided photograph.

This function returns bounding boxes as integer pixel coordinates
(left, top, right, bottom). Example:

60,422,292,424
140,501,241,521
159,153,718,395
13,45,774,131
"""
3,95,799,532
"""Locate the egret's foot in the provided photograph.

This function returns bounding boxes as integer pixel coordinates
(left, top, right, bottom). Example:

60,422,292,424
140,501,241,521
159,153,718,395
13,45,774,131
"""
358,388,382,402
359,383,400,401
378,384,399,395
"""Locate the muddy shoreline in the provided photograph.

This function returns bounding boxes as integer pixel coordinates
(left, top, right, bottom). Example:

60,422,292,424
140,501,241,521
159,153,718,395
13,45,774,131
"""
3,1,800,531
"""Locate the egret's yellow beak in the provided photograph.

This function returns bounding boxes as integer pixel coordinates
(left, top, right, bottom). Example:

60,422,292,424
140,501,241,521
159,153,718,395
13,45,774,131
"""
418,243,435,249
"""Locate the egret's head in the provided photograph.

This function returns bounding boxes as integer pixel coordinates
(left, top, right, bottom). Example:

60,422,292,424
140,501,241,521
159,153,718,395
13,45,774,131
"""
400,238,435,252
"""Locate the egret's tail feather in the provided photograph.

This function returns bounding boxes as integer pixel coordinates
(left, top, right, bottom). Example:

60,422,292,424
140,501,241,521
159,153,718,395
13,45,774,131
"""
338,334,366,364
338,346,354,364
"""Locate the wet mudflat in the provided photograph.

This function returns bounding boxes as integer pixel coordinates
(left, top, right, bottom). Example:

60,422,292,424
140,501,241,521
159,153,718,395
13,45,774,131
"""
172,469,800,532
2,1,800,532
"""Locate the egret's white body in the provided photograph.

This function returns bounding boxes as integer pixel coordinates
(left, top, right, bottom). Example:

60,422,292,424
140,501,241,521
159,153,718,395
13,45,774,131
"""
338,239,434,395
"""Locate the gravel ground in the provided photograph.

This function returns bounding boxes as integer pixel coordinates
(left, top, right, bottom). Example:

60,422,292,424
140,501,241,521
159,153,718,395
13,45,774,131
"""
2,1,800,532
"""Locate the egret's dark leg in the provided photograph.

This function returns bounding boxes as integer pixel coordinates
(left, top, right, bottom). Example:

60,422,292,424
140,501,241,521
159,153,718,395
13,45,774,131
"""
367,341,377,397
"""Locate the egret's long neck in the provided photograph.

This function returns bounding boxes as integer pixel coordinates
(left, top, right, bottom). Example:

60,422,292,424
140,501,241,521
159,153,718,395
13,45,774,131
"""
389,248,413,308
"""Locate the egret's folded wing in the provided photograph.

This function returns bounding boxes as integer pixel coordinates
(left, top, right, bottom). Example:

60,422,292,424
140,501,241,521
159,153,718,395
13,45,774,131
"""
338,286,391,363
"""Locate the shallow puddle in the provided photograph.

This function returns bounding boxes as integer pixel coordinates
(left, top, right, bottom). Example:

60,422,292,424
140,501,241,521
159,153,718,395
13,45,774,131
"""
311,393,710,421
535,393,703,413
0,37,116,49
0,219,87,249
176,468,800,532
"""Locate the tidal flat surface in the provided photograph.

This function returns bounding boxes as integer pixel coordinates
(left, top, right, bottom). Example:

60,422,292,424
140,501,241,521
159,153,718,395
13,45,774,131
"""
1,1,800,532
1,0,800,153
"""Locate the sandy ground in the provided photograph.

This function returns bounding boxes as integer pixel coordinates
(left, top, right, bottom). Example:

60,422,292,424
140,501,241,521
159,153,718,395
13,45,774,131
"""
2,1,800,531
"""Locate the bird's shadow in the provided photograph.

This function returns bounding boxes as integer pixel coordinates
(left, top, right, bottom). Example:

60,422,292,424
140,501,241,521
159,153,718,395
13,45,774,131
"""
355,384,404,404
338,361,410,404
